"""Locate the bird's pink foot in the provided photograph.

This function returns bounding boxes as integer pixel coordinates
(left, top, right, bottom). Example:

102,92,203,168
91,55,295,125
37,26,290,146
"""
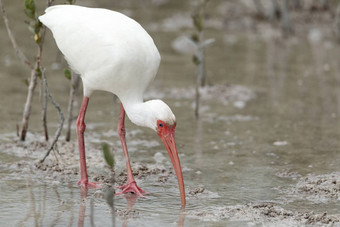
77,179,100,189
115,181,146,197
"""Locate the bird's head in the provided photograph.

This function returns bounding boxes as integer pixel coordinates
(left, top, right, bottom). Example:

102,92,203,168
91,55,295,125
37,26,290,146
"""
124,99,186,206
144,99,176,131
145,100,186,207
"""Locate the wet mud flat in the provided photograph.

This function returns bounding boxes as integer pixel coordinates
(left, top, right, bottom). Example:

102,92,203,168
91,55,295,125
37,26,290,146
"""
0,138,173,187
1,140,339,225
187,201,339,225
293,172,340,203
188,170,340,225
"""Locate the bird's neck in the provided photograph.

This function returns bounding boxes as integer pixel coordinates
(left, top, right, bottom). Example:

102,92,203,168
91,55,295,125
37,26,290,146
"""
122,99,157,131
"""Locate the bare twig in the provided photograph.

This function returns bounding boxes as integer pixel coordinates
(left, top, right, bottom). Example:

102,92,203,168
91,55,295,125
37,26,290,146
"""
336,1,340,43
21,67,38,141
0,0,33,69
38,0,56,141
269,0,281,21
21,4,50,141
197,33,206,87
39,21,50,141
0,0,39,141
192,0,209,87
16,124,19,137
253,0,266,19
194,76,200,118
65,73,80,142
40,69,64,163
41,78,49,141
192,0,211,117
280,0,294,37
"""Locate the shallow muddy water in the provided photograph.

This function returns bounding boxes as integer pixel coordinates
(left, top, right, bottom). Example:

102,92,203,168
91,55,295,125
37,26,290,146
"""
0,0,339,226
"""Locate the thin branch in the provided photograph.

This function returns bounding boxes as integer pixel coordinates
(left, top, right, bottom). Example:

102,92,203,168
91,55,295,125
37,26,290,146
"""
39,21,50,142
269,0,281,21
192,0,210,117
253,0,266,19
194,77,200,118
65,73,80,142
21,1,51,141
0,0,33,69
336,1,340,43
20,67,38,141
280,0,294,37
41,78,49,141
40,69,64,163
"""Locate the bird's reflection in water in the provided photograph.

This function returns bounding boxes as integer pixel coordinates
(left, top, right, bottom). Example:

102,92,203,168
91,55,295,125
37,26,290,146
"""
119,193,138,227
178,208,186,227
123,193,139,210
78,187,116,227
118,193,186,227
78,188,107,227
105,186,115,227
77,189,88,227
77,188,185,227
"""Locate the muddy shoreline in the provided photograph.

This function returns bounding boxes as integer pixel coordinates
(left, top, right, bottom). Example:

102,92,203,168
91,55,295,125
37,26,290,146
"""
1,140,339,225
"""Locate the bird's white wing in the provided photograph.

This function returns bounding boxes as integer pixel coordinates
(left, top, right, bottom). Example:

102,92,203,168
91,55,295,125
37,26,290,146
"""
39,5,160,98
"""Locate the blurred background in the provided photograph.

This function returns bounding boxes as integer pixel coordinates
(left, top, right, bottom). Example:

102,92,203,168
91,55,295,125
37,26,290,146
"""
0,0,339,226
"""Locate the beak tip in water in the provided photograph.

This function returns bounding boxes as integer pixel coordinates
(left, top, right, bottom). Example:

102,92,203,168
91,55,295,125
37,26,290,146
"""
159,131,186,207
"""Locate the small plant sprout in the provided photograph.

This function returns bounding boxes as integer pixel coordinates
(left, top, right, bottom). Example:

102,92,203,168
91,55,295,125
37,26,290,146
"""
102,143,115,169
102,143,115,189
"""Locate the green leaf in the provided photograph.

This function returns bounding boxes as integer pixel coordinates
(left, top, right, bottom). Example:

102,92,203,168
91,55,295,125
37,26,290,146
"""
34,20,41,34
24,8,35,19
192,13,203,32
192,55,200,65
191,33,199,43
24,0,36,19
102,143,114,168
64,69,72,80
36,67,42,79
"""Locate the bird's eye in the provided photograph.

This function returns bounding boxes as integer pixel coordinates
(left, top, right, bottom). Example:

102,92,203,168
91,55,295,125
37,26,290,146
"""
158,123,163,128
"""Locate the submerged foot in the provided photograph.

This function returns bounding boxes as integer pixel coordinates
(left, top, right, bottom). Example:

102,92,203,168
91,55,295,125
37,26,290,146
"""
77,179,100,189
115,181,146,197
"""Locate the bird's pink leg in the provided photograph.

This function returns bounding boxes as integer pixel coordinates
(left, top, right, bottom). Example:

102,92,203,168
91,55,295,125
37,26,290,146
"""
115,103,146,196
76,96,99,189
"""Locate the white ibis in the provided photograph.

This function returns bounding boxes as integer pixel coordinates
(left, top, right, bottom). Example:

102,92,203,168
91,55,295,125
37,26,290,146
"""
39,5,186,207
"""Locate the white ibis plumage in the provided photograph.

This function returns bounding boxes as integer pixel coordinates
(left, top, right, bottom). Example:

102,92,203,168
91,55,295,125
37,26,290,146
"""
39,5,186,207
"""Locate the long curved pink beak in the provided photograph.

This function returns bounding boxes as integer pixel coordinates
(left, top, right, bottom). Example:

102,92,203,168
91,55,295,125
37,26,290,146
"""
160,132,186,207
